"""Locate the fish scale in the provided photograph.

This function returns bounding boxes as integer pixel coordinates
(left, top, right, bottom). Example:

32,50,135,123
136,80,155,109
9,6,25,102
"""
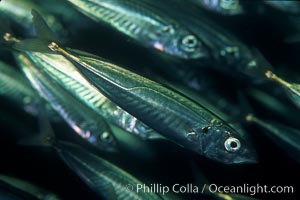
73,56,209,133
52,47,256,163
57,142,162,200
25,52,160,139
71,156,146,200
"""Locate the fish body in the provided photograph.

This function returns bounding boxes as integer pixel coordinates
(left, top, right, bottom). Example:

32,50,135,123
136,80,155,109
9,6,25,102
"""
23,51,161,140
15,53,118,152
51,45,257,164
158,0,272,80
56,142,162,200
65,0,210,59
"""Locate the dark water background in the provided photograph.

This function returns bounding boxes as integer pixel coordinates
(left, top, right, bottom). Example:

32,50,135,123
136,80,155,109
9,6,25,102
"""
0,1,299,200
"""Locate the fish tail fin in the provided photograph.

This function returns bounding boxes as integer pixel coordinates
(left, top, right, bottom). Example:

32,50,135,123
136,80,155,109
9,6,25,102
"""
13,9,60,54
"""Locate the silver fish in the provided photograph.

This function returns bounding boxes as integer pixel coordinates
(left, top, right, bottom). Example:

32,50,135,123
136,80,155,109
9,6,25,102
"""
65,0,210,59
56,142,163,200
49,43,257,164
15,53,118,152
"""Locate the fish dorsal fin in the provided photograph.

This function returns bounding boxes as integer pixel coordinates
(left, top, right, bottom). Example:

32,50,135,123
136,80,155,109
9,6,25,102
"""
31,9,59,43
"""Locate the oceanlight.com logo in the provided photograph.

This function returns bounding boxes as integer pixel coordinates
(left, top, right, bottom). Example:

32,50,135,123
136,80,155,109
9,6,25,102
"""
207,183,294,196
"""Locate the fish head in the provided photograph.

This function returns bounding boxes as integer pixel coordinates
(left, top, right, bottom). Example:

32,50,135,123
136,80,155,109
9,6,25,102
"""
81,122,118,152
191,119,257,164
153,25,210,59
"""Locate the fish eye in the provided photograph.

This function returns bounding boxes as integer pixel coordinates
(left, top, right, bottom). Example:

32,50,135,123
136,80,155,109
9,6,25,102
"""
224,137,241,152
181,35,198,52
100,132,113,143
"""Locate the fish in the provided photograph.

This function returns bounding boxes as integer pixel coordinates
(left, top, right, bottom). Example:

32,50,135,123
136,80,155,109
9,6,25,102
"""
0,0,66,37
0,60,57,118
190,0,243,15
0,175,61,200
64,0,210,60
22,50,163,140
246,114,300,163
265,70,300,109
156,0,273,81
49,42,256,164
15,53,118,153
55,141,163,200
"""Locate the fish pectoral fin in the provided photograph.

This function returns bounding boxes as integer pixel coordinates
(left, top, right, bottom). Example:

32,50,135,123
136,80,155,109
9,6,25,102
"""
31,9,60,43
